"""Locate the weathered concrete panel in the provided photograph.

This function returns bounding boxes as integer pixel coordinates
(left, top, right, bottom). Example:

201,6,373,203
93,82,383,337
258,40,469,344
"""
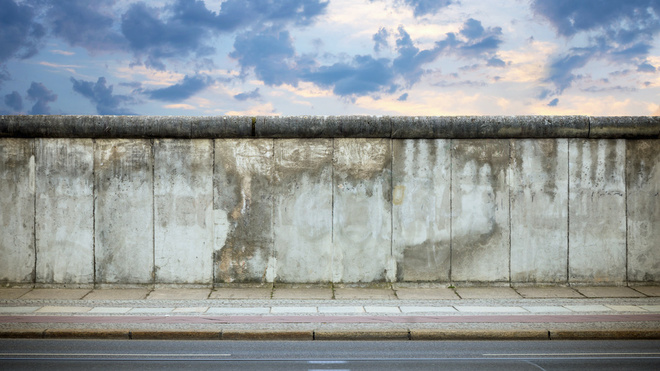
154,139,213,284
627,140,660,282
451,140,510,283
568,139,626,283
36,139,94,284
0,139,35,283
510,139,568,283
214,139,273,283
274,139,333,282
94,140,153,284
333,138,392,282
392,139,451,282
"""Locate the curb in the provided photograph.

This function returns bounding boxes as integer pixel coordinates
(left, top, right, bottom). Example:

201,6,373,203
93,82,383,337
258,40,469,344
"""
3,329,659,340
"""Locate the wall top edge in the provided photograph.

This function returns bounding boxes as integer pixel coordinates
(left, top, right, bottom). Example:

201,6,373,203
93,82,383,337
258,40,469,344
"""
1,115,659,139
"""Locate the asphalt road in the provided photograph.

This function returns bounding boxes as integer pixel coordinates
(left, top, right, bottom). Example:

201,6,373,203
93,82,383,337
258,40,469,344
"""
1,339,659,370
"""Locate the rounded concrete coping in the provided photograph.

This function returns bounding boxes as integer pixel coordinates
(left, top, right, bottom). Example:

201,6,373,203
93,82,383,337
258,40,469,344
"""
1,115,659,139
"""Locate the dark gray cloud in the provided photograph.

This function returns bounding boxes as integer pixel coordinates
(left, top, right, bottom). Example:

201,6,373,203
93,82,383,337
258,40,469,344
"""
71,77,136,115
0,0,45,64
26,82,57,114
234,88,261,101
4,91,22,112
230,27,298,86
532,0,660,95
373,27,388,52
42,0,125,52
146,74,214,101
400,0,453,17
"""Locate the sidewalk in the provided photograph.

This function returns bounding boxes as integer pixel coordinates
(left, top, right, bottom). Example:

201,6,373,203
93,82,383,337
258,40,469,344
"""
1,285,659,340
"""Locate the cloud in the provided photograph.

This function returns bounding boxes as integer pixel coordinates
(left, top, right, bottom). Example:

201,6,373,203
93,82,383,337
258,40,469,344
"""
42,0,125,52
0,0,45,64
397,92,408,101
120,0,329,70
71,77,136,115
4,90,22,111
533,1,660,94
400,0,453,17
26,82,57,114
303,55,395,96
373,27,388,52
393,26,443,85
548,98,559,107
234,88,261,101
230,27,298,86
146,74,214,101
638,62,656,73
487,57,506,67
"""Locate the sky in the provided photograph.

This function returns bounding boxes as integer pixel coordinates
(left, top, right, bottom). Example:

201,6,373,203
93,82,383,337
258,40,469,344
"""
1,0,659,116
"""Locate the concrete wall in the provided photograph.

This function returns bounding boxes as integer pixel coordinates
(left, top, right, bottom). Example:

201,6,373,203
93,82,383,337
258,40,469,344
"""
1,116,659,286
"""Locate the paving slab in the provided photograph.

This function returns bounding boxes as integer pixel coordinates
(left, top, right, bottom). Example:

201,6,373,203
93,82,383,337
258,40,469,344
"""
272,287,332,300
146,288,211,300
209,287,272,299
455,287,521,299
394,288,459,300
318,306,365,313
0,307,40,313
19,289,91,300
515,287,583,298
128,308,174,313
206,307,270,314
454,306,528,313
36,306,92,313
334,287,397,300
632,286,660,297
564,305,612,312
270,307,318,314
399,306,457,313
0,288,32,299
87,307,132,314
522,306,573,313
639,305,660,312
82,289,151,300
172,307,209,313
364,306,401,313
606,305,648,312
575,286,646,298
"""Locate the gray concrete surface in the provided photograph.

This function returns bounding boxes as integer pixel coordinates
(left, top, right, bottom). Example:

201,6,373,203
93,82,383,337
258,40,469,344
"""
568,139,626,284
0,139,34,284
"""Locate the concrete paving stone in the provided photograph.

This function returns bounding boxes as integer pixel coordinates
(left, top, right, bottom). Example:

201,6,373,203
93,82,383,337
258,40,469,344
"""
318,306,365,313
271,287,332,300
575,286,646,298
606,305,648,312
455,287,521,299
454,306,528,313
206,307,270,314
399,306,457,313
209,287,272,299
632,286,660,297
146,288,211,300
82,288,151,300
36,306,92,313
0,306,40,313
172,307,209,313
394,288,459,300
270,307,318,314
88,307,132,314
515,287,583,298
639,305,660,312
364,306,401,313
333,287,397,300
128,308,174,314
522,306,573,313
564,305,612,312
19,289,91,300
0,288,33,299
